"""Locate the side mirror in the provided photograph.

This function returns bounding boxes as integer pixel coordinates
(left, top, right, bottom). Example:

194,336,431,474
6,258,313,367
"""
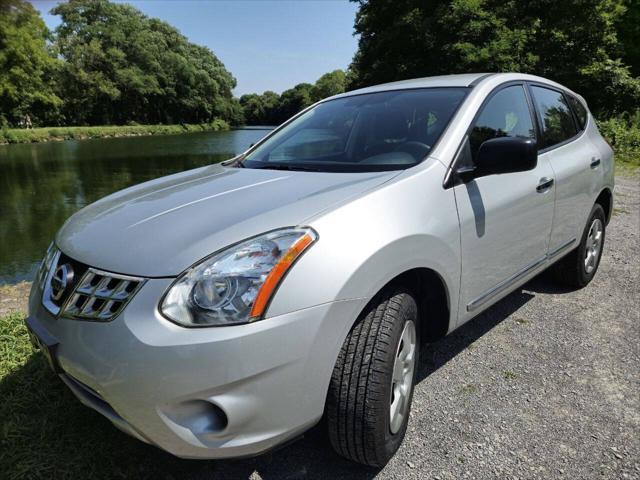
458,137,537,181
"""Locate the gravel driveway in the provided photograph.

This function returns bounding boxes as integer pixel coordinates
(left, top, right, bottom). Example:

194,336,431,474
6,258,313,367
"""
2,174,638,480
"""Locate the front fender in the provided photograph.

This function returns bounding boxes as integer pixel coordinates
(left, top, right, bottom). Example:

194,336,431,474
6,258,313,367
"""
332,234,457,314
267,161,461,328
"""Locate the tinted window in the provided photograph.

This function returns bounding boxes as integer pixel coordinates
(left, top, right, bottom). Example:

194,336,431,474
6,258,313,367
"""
243,88,468,172
531,86,577,148
567,94,588,130
469,85,535,162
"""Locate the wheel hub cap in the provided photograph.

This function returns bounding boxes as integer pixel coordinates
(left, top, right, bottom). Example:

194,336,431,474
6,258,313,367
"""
584,218,603,274
389,320,416,434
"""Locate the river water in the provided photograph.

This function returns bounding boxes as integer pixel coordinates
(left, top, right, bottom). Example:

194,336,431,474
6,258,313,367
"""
0,128,272,284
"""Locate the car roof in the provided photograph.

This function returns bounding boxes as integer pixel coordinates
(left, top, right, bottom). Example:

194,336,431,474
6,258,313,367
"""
328,73,579,101
329,73,490,100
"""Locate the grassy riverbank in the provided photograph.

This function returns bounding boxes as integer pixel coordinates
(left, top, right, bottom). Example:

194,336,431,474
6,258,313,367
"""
0,119,229,145
1,117,637,174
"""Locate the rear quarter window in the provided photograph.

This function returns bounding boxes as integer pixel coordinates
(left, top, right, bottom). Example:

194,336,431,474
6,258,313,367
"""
567,95,588,130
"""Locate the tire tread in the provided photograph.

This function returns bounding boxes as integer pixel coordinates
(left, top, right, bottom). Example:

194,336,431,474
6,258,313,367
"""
327,289,417,466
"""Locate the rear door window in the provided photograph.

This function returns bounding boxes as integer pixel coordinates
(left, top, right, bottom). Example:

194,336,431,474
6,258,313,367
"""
530,86,578,148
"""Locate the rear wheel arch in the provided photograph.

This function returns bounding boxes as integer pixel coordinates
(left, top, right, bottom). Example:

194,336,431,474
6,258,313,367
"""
595,187,613,225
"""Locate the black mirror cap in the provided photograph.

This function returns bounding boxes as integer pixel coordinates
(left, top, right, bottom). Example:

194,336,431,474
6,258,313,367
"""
475,137,538,177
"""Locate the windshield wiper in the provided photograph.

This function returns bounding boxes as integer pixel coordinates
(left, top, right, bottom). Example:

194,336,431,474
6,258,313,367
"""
255,163,322,172
222,156,245,168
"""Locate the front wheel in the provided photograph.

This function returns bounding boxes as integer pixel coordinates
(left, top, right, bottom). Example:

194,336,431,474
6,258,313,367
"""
326,288,419,467
551,203,606,288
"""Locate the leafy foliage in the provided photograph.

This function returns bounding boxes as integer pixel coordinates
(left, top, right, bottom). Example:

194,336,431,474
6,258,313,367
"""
51,0,238,125
311,70,349,104
0,0,62,126
349,0,640,117
598,112,640,167
617,0,639,77
0,0,239,127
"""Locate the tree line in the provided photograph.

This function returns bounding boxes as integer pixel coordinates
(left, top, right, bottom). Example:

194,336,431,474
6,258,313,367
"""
349,0,638,118
0,0,638,130
239,70,348,125
0,0,242,127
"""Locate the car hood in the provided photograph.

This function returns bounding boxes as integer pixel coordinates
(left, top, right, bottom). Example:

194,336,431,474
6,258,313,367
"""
56,164,397,277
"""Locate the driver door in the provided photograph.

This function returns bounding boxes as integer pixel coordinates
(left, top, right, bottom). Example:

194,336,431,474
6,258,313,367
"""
454,84,555,325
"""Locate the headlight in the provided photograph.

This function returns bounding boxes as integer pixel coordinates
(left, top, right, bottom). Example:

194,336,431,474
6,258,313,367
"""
160,227,318,327
37,242,58,286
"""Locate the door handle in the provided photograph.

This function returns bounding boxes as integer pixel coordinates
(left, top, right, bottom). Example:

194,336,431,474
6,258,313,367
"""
590,157,601,169
536,177,554,192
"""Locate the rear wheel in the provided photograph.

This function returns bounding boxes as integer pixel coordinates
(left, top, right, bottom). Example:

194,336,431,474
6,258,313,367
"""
551,203,606,288
326,288,419,467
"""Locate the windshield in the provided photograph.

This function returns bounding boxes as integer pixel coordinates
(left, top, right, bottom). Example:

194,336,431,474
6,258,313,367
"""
241,88,469,172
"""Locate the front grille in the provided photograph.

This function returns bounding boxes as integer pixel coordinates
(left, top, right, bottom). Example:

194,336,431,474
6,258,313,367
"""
39,244,145,321
63,269,142,320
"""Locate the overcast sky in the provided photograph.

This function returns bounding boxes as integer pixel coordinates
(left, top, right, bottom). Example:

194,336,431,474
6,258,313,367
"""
31,0,360,96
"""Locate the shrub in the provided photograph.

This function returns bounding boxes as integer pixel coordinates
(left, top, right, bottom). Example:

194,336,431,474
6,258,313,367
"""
598,112,640,167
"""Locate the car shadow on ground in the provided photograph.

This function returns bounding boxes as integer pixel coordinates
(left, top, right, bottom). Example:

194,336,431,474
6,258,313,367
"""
416,283,536,384
2,275,561,479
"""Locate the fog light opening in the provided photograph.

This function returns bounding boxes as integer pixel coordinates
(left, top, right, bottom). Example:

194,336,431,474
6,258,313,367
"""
164,399,228,437
202,401,228,433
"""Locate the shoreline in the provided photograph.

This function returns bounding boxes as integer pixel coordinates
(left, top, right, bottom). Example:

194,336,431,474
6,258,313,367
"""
0,120,230,145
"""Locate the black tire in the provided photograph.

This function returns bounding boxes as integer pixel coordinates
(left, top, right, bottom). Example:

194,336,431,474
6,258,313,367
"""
551,203,606,288
326,288,419,467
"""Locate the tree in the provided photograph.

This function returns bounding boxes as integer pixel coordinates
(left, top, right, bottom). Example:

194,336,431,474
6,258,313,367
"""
278,83,314,120
349,0,639,116
311,69,348,102
0,0,61,126
239,91,281,125
618,0,639,77
52,0,238,125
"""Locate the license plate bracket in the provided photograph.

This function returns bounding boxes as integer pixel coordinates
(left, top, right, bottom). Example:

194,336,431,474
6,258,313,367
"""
26,316,61,373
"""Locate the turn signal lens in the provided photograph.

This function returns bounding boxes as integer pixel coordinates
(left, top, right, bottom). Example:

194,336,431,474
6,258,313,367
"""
250,232,315,318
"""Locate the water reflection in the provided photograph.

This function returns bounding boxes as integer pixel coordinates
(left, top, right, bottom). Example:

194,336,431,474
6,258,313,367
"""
0,129,271,284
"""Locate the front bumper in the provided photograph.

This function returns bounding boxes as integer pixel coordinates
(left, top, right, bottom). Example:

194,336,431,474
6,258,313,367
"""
28,278,364,459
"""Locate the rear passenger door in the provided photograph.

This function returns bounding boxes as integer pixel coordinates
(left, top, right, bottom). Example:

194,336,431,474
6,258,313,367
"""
528,85,598,258
454,84,555,322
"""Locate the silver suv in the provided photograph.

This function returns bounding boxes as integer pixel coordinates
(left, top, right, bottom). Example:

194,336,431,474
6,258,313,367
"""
27,73,613,466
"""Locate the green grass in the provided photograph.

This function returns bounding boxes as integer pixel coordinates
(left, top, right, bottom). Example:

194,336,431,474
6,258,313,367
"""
514,317,532,325
615,153,640,175
457,383,478,395
0,120,229,144
613,206,629,216
0,313,221,479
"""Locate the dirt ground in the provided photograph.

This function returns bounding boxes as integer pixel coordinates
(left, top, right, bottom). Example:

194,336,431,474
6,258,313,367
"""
0,281,30,317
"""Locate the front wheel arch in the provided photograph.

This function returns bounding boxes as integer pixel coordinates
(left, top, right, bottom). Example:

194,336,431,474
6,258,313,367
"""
373,267,451,344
